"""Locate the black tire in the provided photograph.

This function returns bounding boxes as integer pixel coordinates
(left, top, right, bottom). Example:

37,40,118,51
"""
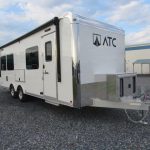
18,87,26,102
10,85,17,98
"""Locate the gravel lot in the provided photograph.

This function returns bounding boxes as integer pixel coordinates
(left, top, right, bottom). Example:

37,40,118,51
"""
0,78,150,150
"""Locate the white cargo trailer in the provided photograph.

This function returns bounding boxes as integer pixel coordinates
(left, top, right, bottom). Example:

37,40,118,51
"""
0,13,149,111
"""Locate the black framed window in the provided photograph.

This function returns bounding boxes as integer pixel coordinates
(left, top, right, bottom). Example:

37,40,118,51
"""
1,56,6,71
26,46,39,70
45,41,52,61
7,54,14,70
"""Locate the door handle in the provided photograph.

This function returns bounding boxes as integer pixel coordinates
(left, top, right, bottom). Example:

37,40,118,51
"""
44,71,49,74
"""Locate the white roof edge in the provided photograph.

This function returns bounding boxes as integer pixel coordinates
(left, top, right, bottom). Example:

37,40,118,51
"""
62,12,124,34
126,43,150,48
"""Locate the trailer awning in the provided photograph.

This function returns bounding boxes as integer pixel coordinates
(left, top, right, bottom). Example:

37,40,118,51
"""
133,59,150,64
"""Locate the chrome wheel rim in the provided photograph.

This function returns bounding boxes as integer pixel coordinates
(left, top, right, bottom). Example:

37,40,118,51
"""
19,90,23,100
11,88,14,96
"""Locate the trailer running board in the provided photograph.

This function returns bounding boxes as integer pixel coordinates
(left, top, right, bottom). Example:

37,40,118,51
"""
91,98,149,111
92,97,150,124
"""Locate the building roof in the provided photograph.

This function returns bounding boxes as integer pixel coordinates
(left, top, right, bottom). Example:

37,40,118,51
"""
126,43,150,51
133,59,150,64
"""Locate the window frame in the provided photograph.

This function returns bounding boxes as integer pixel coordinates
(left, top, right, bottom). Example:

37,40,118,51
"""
45,41,52,62
26,46,39,70
1,56,6,71
7,54,14,70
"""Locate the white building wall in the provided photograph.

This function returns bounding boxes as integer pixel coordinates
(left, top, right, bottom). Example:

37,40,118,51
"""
126,49,150,74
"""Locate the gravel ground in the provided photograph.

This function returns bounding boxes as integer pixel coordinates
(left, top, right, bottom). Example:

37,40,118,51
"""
0,82,150,150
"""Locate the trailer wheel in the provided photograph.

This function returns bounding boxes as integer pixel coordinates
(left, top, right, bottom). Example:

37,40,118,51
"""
18,87,26,102
10,85,17,98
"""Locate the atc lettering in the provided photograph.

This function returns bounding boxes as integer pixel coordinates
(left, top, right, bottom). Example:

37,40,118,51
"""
103,37,116,47
93,34,117,47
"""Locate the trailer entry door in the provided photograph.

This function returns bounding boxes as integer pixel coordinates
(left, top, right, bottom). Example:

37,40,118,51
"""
42,32,57,101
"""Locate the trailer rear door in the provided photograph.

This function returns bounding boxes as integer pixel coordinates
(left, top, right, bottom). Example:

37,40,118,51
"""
42,32,57,101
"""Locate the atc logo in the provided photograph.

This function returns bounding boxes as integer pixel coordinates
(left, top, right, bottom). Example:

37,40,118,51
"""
93,33,117,47
93,34,101,47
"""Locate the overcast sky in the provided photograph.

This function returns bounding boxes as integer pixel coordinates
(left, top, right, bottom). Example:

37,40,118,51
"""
0,0,150,46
